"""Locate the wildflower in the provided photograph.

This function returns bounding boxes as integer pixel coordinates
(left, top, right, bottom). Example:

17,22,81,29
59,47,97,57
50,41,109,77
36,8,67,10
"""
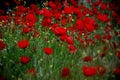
20,56,30,64
62,67,70,78
42,18,52,27
48,1,56,9
117,51,120,59
0,40,6,51
83,56,92,62
27,68,36,77
85,24,95,32
68,45,77,53
66,36,74,44
100,3,108,10
0,32,2,38
94,34,101,40
25,13,37,27
82,66,97,77
61,17,68,26
22,27,31,33
17,40,29,49
113,67,120,75
44,47,53,55
97,13,109,23
96,65,106,76
54,27,66,36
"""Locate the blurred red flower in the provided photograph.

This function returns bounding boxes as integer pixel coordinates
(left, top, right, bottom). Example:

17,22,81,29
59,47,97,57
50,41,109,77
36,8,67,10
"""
96,65,106,76
30,4,37,11
5,2,9,6
63,6,74,14
66,36,74,44
54,12,62,20
25,13,37,27
48,1,56,9
100,3,108,10
44,47,53,55
83,56,92,62
113,67,120,75
97,13,109,23
74,19,85,31
43,9,52,18
103,33,112,40
68,45,77,53
27,68,36,77
85,24,95,32
20,56,30,64
0,40,6,51
42,18,52,27
22,27,31,33
82,66,97,77
61,17,68,26
17,40,29,49
62,67,70,78
94,34,101,40
0,32,2,38
117,51,120,59
55,27,66,36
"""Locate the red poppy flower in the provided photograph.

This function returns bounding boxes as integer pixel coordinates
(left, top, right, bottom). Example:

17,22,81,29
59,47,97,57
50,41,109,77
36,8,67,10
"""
113,67,120,75
20,56,30,64
27,68,36,77
62,67,70,78
23,27,31,33
63,6,74,14
117,51,120,59
54,27,66,36
59,35,68,42
68,45,77,54
82,66,97,77
66,36,74,44
100,3,108,10
61,17,68,26
0,32,2,38
48,1,56,9
44,47,53,55
83,56,92,62
85,24,95,32
71,0,78,7
25,13,37,27
0,40,6,51
96,65,106,76
97,13,109,23
75,19,85,31
103,33,112,40
94,34,101,40
5,2,10,6
42,18,52,27
43,9,52,18
14,16,21,25
54,12,62,20
30,4,37,11
17,40,29,49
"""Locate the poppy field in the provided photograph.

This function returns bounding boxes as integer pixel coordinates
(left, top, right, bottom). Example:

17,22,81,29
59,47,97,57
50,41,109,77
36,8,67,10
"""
0,0,120,80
